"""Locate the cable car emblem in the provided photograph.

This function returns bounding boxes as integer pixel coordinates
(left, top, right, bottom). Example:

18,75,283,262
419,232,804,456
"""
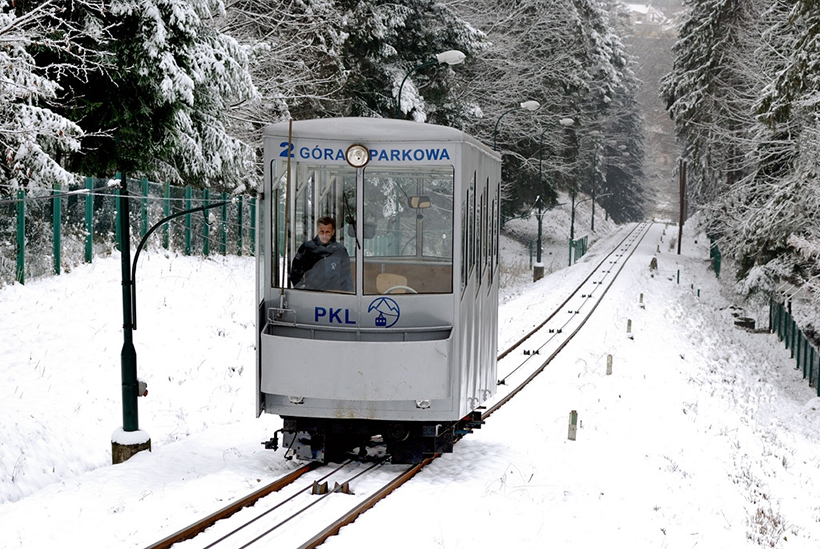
367,297,400,328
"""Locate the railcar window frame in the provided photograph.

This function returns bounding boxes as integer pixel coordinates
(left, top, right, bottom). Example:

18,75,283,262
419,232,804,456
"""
362,165,455,295
270,161,357,293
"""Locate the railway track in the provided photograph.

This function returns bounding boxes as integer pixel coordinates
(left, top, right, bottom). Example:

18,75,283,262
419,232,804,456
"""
147,457,432,549
144,222,654,549
486,221,653,420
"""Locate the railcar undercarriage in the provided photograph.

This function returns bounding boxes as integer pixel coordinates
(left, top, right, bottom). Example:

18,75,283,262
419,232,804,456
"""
265,413,483,464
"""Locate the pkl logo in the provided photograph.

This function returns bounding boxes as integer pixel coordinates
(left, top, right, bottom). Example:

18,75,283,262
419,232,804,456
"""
367,297,400,328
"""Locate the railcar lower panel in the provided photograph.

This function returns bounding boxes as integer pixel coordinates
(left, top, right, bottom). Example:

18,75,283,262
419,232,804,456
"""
260,330,452,402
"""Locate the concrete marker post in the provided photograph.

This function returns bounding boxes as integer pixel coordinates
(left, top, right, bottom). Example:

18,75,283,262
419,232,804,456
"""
568,411,578,441
606,355,613,375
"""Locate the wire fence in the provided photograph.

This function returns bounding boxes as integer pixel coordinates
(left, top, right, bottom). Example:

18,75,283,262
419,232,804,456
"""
770,299,819,396
1,176,256,287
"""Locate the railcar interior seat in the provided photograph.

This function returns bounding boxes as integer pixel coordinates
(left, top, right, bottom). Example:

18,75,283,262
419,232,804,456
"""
376,273,409,294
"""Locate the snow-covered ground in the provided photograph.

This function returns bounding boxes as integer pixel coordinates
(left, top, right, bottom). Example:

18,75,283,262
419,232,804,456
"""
1,207,819,548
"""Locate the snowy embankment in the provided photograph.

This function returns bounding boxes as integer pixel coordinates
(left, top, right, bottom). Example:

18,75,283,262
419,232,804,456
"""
0,220,819,548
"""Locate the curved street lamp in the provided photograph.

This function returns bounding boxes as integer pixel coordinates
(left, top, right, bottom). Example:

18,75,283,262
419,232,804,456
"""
533,116,574,281
584,130,603,231
492,101,541,151
114,184,233,463
396,50,466,118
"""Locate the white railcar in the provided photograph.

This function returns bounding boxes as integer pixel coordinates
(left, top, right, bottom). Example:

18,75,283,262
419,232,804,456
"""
256,118,500,463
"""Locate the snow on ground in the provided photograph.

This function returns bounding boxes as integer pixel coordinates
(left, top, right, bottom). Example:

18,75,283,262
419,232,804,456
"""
1,212,819,548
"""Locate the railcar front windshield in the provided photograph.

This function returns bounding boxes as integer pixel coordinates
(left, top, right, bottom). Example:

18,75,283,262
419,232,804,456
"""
271,161,453,295
271,163,356,294
363,167,454,295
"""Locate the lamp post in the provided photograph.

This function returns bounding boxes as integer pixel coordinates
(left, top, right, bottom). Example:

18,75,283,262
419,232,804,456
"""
586,131,601,232
113,183,232,464
397,50,466,118
534,117,574,281
492,100,541,151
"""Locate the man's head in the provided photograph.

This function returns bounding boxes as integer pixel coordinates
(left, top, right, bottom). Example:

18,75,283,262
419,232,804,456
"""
316,216,336,245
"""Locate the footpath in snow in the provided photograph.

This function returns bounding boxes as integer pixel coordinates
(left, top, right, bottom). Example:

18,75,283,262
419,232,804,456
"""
0,222,819,548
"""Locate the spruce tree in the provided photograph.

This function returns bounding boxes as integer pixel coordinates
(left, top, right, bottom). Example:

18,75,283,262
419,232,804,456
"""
59,0,257,189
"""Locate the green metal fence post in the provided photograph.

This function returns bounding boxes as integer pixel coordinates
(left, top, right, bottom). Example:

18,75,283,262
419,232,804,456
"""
162,182,170,250
85,177,93,262
803,336,809,378
250,198,256,255
237,195,243,256
797,330,803,371
220,192,228,255
768,299,773,333
15,189,25,284
184,186,192,256
779,303,785,340
53,182,62,275
782,306,789,344
202,189,210,256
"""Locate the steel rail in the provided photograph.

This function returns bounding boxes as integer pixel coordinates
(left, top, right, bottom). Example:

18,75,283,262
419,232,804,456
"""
497,222,645,361
144,462,320,549
485,222,653,421
234,459,388,548
297,457,436,549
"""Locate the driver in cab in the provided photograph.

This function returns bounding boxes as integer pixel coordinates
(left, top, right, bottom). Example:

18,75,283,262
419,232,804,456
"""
290,216,353,293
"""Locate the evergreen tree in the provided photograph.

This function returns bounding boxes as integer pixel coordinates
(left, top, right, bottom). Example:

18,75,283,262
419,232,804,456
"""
660,0,760,204
59,0,257,189
335,0,488,124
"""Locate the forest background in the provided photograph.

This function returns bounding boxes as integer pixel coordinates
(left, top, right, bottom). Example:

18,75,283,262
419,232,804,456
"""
2,0,820,317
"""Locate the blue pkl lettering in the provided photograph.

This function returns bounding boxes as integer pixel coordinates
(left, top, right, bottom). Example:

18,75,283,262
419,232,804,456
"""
329,308,342,323
315,307,327,322
344,310,356,325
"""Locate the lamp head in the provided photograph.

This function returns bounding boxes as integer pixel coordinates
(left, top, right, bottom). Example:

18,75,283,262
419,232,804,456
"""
436,50,466,65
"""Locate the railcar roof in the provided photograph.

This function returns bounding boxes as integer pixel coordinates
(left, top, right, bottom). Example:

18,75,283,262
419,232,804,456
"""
264,117,495,155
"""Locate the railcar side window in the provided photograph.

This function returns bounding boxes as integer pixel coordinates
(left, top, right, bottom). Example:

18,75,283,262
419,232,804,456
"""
363,167,454,295
461,196,468,292
271,162,357,293
469,175,476,276
495,182,501,267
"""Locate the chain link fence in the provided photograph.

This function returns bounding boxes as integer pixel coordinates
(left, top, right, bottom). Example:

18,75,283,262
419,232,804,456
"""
1,176,256,287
